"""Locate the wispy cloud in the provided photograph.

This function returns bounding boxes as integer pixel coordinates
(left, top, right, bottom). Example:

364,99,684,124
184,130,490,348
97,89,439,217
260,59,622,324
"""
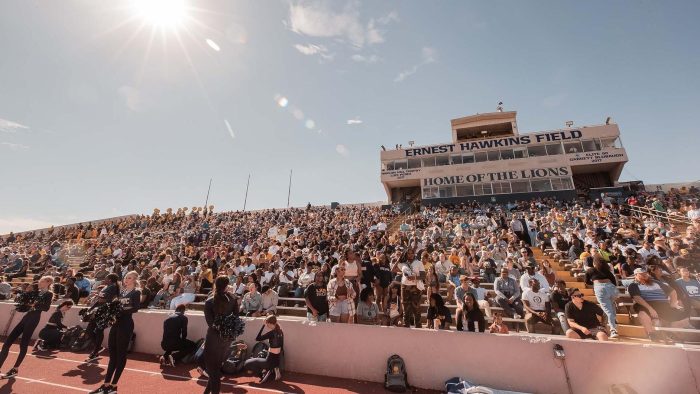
394,47,437,82
287,2,397,49
1,142,29,151
542,93,568,108
0,118,29,133
294,43,334,62
347,118,363,125
224,119,235,140
351,54,379,63
336,144,350,157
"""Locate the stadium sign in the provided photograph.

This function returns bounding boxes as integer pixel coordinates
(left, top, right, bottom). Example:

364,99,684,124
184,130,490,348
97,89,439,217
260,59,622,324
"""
405,130,583,157
422,166,570,186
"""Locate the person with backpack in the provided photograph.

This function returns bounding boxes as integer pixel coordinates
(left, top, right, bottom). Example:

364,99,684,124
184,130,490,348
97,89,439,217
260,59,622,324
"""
201,276,239,394
85,274,120,363
0,276,54,379
243,315,284,384
36,300,74,351
88,271,141,394
160,304,196,366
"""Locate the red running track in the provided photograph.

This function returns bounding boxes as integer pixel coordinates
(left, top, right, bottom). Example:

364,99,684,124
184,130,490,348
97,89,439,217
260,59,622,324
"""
0,340,436,393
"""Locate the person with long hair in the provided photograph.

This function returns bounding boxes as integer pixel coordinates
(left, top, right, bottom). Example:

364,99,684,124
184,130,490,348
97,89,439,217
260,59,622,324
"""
85,273,120,362
462,293,486,333
89,271,141,394
584,255,619,338
201,276,238,394
243,315,284,383
426,293,452,330
37,299,74,351
327,262,356,323
0,276,54,379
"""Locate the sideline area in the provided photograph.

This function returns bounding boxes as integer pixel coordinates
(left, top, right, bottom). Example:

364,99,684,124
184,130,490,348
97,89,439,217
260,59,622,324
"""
1,302,699,393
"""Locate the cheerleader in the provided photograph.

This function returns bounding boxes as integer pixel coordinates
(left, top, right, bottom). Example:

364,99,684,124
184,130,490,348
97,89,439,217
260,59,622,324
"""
243,315,284,383
85,273,120,362
37,300,74,350
202,276,239,394
0,276,54,379
89,271,140,394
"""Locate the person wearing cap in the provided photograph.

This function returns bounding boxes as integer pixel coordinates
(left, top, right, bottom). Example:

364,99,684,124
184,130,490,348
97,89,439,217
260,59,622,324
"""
494,268,524,318
628,267,692,341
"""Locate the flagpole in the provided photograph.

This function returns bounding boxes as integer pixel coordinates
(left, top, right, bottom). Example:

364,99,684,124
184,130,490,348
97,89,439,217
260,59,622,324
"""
286,169,293,208
243,174,251,211
204,178,213,208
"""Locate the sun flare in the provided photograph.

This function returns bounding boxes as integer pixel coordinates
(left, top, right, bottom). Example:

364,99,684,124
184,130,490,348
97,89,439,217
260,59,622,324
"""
133,0,186,28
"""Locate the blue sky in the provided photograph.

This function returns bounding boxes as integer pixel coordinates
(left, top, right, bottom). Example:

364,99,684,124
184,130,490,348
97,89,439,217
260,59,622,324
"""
1,0,699,233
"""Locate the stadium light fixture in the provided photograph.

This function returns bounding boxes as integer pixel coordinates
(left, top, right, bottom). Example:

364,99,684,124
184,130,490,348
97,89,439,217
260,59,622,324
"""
606,116,612,125
565,121,574,128
408,140,415,146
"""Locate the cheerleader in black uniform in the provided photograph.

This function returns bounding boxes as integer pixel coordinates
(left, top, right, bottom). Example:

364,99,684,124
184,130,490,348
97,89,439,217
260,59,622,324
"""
89,271,140,394
37,299,74,350
202,276,238,394
243,315,284,383
0,276,54,379
85,273,120,362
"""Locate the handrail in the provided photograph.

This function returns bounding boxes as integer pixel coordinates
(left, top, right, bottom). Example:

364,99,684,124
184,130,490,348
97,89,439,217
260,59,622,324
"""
625,204,692,226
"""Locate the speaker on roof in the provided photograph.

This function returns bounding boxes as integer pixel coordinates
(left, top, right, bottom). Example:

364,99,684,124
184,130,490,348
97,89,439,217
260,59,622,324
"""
330,202,339,210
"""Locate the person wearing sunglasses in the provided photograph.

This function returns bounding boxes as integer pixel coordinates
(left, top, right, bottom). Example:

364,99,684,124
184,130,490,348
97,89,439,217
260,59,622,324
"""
564,288,609,341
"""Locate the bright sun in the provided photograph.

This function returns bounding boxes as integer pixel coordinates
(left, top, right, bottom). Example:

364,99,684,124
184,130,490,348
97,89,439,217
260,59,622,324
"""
134,0,186,28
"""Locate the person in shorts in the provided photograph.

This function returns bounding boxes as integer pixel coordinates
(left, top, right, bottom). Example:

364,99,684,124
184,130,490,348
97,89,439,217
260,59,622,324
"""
564,288,609,341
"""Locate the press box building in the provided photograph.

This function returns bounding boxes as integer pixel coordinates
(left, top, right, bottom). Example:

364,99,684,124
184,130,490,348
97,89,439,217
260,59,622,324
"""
380,111,628,205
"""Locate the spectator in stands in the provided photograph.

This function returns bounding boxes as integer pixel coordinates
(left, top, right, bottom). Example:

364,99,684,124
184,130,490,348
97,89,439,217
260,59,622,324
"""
461,293,486,332
160,304,197,366
427,293,452,330
565,288,609,341
260,285,279,316
628,268,692,341
539,260,556,287
75,272,91,299
0,277,11,300
304,271,328,322
384,284,402,326
63,277,80,304
169,275,197,310
488,311,509,334
519,265,550,293
523,278,558,334
241,283,262,317
551,280,571,332
400,249,425,328
295,262,315,299
455,275,477,331
675,267,700,313
373,254,392,311
327,263,356,323
585,256,619,338
494,268,524,318
356,287,380,325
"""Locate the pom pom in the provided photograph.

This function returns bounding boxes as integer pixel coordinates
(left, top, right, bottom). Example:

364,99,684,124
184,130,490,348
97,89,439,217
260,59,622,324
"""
213,312,246,341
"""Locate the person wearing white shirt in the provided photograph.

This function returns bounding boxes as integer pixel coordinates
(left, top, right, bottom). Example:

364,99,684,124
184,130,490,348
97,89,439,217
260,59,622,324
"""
522,278,558,334
686,203,700,221
434,255,453,282
376,222,387,231
295,264,315,298
276,264,295,297
638,242,661,263
519,265,550,293
400,250,425,328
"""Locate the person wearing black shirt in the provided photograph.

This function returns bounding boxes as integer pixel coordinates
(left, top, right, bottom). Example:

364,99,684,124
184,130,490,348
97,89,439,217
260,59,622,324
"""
37,300,74,350
304,272,328,322
372,254,392,312
86,274,120,363
201,276,238,394
160,304,196,366
550,280,571,331
243,315,285,383
564,288,609,341
461,293,486,332
427,293,452,329
0,276,54,379
89,271,141,394
64,277,80,304
584,257,619,338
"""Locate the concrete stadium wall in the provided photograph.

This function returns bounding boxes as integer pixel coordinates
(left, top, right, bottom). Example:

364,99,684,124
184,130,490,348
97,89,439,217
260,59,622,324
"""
0,302,698,393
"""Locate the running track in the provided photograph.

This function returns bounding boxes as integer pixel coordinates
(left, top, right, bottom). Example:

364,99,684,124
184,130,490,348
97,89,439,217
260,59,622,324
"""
0,341,435,393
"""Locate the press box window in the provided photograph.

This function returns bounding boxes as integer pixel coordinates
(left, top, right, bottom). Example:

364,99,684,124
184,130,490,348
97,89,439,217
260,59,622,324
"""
408,158,422,169
394,160,408,170
475,152,488,163
462,153,475,164
500,149,514,160
546,144,563,155
564,141,583,154
435,155,450,166
456,185,474,196
487,151,500,161
511,180,531,193
513,148,527,159
422,157,436,167
438,185,455,198
492,182,512,194
531,179,553,192
582,139,601,152
422,187,439,199
450,154,463,165
528,145,546,157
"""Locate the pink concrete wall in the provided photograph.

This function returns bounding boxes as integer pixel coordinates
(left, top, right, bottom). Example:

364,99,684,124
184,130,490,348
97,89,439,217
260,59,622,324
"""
0,302,697,393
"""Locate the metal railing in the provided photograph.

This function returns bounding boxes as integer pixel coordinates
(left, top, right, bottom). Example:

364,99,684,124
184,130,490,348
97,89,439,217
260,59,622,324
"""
625,204,693,226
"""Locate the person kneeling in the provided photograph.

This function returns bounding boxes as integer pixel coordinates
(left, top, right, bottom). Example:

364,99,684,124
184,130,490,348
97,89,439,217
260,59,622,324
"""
160,304,197,366
37,300,73,351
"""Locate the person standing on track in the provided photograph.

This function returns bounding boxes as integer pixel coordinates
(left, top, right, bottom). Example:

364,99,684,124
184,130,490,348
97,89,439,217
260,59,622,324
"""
0,276,54,379
202,276,238,394
85,273,120,363
89,271,141,394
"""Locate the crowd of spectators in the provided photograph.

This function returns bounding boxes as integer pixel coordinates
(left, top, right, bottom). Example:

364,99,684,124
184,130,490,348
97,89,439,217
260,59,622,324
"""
0,187,699,342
